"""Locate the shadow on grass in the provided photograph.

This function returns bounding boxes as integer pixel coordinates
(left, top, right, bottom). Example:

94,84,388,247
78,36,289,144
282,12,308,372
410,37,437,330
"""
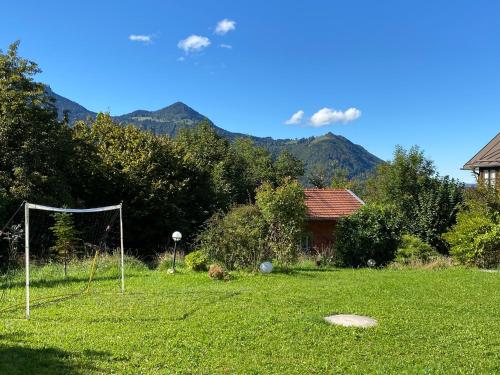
0,279,131,315
0,343,111,375
270,267,338,277
290,267,339,273
32,290,244,324
0,274,137,291
0,291,88,316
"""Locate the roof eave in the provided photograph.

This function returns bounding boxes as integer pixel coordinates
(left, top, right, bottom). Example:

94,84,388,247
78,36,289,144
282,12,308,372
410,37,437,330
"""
306,216,340,221
462,163,500,170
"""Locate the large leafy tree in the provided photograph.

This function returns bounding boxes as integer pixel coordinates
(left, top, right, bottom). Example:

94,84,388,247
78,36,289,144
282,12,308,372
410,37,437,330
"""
274,149,304,186
365,146,464,252
365,146,436,211
71,114,210,254
231,138,274,201
307,165,329,188
176,122,240,210
0,42,74,214
177,123,287,208
329,160,351,189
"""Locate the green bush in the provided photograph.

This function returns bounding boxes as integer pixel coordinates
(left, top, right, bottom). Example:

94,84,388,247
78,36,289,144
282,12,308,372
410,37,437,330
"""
197,205,268,270
184,250,208,271
444,210,500,269
335,204,402,267
198,179,307,271
255,180,306,266
395,235,439,265
473,225,500,268
388,255,453,270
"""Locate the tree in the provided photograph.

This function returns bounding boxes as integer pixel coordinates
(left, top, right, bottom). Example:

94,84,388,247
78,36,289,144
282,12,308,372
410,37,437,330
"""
365,146,435,212
71,114,211,255
364,146,464,252
274,150,304,185
444,182,500,268
307,165,329,188
256,179,306,266
176,122,241,209
197,205,268,270
0,41,76,264
412,176,463,250
0,41,74,209
335,204,402,267
50,212,80,276
231,138,274,202
464,178,500,213
177,124,293,207
329,160,351,189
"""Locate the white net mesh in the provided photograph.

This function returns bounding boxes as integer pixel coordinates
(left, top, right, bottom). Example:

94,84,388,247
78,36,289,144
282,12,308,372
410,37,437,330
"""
0,203,124,318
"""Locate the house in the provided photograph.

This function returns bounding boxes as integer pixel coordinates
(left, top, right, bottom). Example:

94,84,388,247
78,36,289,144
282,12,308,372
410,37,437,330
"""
463,132,500,186
304,188,364,250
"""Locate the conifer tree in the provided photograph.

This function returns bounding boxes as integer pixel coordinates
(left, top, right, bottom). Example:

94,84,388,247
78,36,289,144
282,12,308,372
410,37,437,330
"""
50,212,80,276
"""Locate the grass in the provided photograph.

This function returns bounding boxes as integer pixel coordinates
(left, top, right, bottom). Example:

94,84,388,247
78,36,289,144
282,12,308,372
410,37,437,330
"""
0,257,499,374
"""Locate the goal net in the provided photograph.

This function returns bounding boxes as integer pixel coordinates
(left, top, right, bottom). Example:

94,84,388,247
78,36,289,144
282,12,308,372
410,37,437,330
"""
0,202,124,319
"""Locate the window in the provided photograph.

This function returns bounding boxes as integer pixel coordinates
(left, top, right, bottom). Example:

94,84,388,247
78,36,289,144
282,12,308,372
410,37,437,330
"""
484,169,490,181
482,168,498,187
302,235,310,252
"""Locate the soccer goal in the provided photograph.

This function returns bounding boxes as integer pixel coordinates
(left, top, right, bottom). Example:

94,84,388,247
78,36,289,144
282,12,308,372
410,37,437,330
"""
0,202,125,320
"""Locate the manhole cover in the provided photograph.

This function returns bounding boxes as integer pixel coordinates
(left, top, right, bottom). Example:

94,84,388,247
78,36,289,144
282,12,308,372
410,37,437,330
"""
324,314,377,328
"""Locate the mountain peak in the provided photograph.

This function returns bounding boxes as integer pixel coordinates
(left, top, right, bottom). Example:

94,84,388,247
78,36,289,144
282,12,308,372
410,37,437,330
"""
49,88,382,180
152,101,205,120
157,101,195,112
169,101,190,109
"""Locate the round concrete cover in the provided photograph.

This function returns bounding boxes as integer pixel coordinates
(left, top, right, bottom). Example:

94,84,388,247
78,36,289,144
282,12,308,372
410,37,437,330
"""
324,314,377,328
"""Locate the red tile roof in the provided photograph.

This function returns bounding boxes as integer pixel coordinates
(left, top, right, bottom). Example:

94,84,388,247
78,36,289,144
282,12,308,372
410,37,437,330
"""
304,188,364,219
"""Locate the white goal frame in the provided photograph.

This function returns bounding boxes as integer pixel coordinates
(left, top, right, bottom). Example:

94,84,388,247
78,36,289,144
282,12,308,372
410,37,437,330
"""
24,202,125,320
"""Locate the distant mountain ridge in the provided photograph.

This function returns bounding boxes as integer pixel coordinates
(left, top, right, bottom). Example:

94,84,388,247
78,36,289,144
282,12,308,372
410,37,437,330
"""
47,87,382,180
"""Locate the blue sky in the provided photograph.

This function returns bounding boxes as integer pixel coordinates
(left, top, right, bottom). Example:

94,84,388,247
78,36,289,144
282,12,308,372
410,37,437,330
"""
1,0,499,182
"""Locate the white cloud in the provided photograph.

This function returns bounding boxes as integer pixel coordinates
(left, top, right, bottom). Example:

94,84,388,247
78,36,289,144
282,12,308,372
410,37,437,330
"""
177,56,185,62
284,110,305,125
220,43,233,49
177,35,211,53
309,107,361,127
215,19,236,35
129,34,152,43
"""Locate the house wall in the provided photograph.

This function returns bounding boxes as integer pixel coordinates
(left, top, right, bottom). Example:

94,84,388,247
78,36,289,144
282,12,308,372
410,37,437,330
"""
479,167,499,186
305,219,338,250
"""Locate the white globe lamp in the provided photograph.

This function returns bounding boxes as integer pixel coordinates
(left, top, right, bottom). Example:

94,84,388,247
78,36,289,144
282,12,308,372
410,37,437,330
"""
260,261,273,274
172,231,182,242
170,231,182,272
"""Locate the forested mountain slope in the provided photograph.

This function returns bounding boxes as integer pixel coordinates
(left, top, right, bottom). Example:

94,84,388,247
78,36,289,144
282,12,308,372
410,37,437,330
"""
49,89,382,179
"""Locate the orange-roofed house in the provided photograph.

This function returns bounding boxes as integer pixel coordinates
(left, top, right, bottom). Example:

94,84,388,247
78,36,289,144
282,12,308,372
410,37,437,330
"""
304,188,364,250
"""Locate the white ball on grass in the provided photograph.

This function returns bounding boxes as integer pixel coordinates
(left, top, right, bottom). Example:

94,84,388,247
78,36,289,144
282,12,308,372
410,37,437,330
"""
260,261,273,274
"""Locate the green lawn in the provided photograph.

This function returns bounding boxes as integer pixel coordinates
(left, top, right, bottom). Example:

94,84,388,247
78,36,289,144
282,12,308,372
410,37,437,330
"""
0,260,499,374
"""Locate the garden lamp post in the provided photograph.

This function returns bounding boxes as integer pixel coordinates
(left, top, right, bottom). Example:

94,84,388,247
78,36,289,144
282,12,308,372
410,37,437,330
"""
171,231,182,272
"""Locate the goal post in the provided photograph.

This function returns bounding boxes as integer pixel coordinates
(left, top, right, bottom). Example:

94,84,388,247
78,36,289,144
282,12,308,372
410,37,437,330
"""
23,202,125,320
